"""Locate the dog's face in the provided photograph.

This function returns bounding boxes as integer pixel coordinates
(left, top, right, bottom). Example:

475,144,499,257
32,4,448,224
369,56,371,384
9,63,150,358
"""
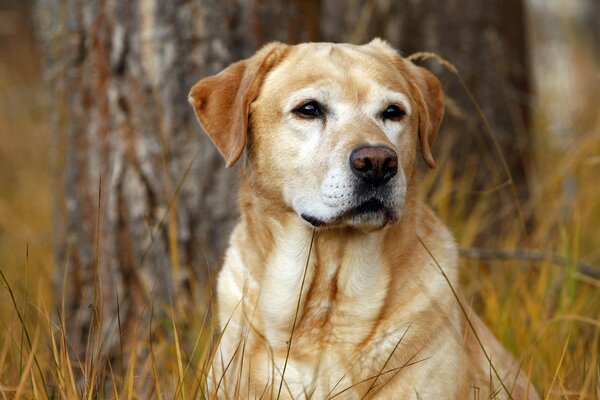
189,40,443,230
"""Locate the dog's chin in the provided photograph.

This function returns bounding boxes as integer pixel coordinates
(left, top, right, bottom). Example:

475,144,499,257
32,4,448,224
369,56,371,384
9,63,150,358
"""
345,210,397,230
300,199,399,230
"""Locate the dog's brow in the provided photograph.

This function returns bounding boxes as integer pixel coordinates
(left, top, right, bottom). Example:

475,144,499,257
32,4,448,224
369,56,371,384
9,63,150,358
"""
377,88,412,113
286,87,331,109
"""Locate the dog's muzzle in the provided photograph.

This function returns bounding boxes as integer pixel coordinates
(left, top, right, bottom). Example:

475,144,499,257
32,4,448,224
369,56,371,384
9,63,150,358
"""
301,145,402,228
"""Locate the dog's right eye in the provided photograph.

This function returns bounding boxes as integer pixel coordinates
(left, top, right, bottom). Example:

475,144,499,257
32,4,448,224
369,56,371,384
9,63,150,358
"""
294,101,323,118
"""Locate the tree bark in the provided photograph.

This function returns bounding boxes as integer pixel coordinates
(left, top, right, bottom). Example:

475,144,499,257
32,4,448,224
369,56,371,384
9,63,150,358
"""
37,0,322,356
37,0,530,355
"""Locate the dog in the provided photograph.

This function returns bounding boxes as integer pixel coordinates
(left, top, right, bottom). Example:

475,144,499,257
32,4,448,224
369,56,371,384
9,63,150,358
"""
189,39,538,399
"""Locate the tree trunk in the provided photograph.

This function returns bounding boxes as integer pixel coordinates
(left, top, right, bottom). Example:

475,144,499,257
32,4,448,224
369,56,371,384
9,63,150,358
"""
37,0,321,357
37,0,530,355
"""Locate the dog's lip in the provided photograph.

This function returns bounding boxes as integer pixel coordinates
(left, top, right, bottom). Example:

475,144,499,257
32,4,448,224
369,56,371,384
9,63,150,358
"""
351,198,384,214
301,213,326,227
301,198,392,228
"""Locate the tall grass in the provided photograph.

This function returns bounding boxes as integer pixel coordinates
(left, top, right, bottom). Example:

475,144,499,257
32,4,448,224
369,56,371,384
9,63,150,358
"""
1,14,599,400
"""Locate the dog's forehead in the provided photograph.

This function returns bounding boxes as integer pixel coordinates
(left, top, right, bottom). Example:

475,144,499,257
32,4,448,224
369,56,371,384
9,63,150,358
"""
262,42,411,98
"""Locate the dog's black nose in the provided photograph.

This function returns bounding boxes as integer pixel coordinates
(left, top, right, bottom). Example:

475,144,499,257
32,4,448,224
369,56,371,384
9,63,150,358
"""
350,145,398,185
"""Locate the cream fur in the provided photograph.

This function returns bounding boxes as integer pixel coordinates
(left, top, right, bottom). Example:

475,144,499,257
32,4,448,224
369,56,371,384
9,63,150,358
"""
190,40,539,400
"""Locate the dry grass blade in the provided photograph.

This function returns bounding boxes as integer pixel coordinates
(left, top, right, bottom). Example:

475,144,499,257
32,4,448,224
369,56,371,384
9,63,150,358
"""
408,51,527,237
55,308,79,397
417,236,514,400
14,332,36,399
139,148,201,266
116,290,124,379
209,293,251,397
407,52,458,74
107,359,120,399
181,299,213,392
361,324,411,399
213,340,242,398
0,269,49,398
172,305,187,400
19,243,28,376
327,353,431,399
544,328,572,399
149,303,165,400
276,228,317,400
325,365,351,399
578,326,599,398
125,344,136,400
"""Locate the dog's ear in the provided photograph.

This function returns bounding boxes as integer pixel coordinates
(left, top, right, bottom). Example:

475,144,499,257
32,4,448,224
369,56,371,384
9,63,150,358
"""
408,64,444,169
188,43,289,167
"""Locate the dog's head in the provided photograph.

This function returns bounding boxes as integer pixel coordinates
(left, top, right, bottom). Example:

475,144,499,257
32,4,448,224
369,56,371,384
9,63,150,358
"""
189,40,444,230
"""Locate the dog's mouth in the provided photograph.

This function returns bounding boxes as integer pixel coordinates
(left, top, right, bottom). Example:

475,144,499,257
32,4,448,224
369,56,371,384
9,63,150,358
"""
352,198,385,214
300,213,326,227
301,198,396,228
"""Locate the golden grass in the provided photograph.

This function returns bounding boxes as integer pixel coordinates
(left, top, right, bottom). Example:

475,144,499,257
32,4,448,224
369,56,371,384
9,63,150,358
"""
422,130,600,398
1,27,599,400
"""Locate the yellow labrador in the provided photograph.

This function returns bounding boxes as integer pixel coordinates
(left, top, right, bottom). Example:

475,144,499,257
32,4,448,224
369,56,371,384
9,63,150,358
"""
189,40,538,399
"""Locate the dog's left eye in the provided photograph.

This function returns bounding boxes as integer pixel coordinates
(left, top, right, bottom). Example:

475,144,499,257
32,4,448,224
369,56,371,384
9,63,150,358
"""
294,101,323,118
381,105,406,120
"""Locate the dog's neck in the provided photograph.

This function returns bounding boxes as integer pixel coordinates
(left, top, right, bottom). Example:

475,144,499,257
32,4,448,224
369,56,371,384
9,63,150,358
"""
237,174,421,272
236,172,426,272
235,176,432,345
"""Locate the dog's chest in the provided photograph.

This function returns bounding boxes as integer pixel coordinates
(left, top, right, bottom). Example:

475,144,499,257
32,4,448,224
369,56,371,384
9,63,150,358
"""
257,231,390,352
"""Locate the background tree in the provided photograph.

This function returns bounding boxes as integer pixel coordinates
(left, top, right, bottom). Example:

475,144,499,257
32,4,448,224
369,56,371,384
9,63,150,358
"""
37,0,531,356
321,0,531,232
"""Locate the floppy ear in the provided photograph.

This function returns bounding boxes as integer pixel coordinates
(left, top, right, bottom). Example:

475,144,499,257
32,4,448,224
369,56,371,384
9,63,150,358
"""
188,43,289,167
408,64,444,169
